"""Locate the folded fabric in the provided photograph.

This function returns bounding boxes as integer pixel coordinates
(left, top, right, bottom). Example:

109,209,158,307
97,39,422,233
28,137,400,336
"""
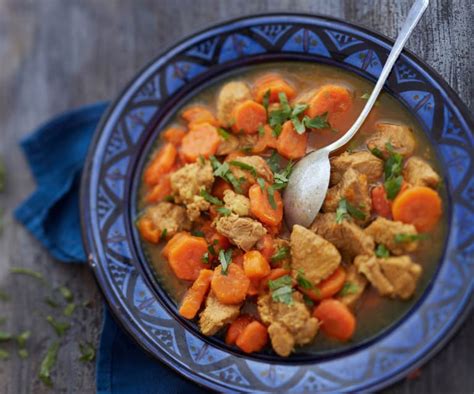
15,103,208,394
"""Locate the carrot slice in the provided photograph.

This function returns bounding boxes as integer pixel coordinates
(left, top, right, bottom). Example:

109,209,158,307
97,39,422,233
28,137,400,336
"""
144,143,177,186
313,298,356,341
137,217,161,243
212,178,232,200
162,232,187,258
182,106,218,127
225,315,254,345
180,123,221,162
253,124,278,153
256,234,275,262
254,74,296,103
145,175,172,204
392,186,442,232
232,100,267,134
249,183,283,227
179,269,213,319
300,267,346,301
276,121,308,160
243,250,271,280
371,184,392,219
162,127,186,146
235,321,268,353
211,264,250,305
307,85,352,118
167,234,209,281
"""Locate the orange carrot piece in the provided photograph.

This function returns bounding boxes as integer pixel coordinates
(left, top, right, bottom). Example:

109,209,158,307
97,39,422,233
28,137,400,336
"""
371,184,392,219
178,269,213,319
247,279,261,296
392,186,442,232
232,100,267,134
180,123,221,162
235,321,269,353
254,74,296,103
249,184,283,227
145,175,172,204
256,234,275,262
253,124,278,153
144,143,177,186
137,217,161,244
182,106,218,127
243,250,271,280
307,85,352,118
300,267,346,302
162,127,186,146
162,232,188,258
167,234,209,281
211,264,250,305
276,121,308,160
313,298,356,341
212,178,232,200
225,315,254,345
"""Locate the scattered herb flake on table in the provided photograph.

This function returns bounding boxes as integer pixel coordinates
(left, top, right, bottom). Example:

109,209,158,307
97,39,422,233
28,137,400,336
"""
39,341,60,387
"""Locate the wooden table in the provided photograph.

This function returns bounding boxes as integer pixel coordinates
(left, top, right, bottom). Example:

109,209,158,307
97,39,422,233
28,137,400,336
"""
0,1,472,392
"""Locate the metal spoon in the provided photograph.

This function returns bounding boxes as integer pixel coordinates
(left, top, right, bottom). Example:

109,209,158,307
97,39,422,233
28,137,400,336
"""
284,0,429,229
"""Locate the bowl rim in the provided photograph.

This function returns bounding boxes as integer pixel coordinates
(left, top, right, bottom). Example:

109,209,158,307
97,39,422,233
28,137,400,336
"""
80,11,474,393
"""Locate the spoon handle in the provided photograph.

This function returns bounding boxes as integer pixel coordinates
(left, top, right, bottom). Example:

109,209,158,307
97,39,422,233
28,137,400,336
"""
325,0,429,153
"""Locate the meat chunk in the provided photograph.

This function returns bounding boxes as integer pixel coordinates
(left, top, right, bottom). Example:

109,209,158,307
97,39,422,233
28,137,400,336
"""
354,255,422,299
311,213,374,262
186,196,210,222
403,156,440,188
227,155,274,193
290,225,341,285
216,134,240,156
199,292,241,336
337,265,367,308
365,217,419,255
223,189,250,217
258,292,319,357
330,151,384,185
237,134,258,153
216,81,251,127
322,168,371,225
170,160,214,204
215,214,266,251
144,202,191,237
366,123,416,157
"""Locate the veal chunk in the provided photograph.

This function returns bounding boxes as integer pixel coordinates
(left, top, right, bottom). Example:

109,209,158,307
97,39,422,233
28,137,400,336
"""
365,217,419,255
330,151,384,185
290,225,341,285
403,156,440,188
366,123,416,157
258,292,319,357
337,265,367,308
322,168,371,225
199,292,241,336
311,213,374,262
170,160,214,204
216,81,251,127
216,134,239,156
354,255,422,300
144,202,191,237
223,189,250,217
215,214,266,251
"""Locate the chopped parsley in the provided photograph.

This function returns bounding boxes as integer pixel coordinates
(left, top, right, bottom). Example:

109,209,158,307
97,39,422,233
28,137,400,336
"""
257,177,266,190
200,189,223,206
163,195,175,202
262,89,270,115
229,160,257,177
191,230,205,238
303,294,314,307
268,275,294,305
266,150,281,173
270,246,289,262
208,240,219,256
258,125,265,137
273,161,294,190
78,342,96,362
383,142,404,200
39,341,59,387
201,252,209,264
218,249,233,275
160,228,168,239
370,147,384,159
335,198,366,223
303,112,330,130
63,303,76,317
59,286,74,302
0,331,12,341
267,186,277,209
10,267,44,281
217,207,232,216
296,270,314,289
339,282,359,296
210,156,242,193
46,316,70,337
394,233,428,243
217,127,230,140
375,244,390,258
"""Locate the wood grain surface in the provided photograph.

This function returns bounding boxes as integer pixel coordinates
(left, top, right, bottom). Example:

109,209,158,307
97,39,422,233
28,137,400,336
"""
0,0,472,393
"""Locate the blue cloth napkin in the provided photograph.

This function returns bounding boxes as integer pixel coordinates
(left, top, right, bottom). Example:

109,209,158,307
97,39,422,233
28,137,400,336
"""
15,103,208,394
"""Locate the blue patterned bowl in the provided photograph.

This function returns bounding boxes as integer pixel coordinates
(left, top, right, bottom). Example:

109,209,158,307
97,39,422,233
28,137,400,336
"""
81,14,473,392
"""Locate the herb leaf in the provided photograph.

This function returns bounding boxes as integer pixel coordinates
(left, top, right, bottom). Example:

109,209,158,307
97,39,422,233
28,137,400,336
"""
0,349,9,360
16,330,30,348
217,207,232,216
46,316,70,337
201,252,209,264
394,233,428,243
336,198,366,223
39,341,60,387
339,282,359,296
59,286,74,302
210,156,242,193
10,267,44,281
262,89,270,115
291,116,306,134
200,189,223,206
79,342,96,362
296,270,314,289
218,249,233,275
268,275,293,290
63,303,76,317
271,247,289,262
268,275,294,305
382,142,404,200
304,112,330,129
191,230,205,238
217,128,230,140
291,103,309,117
375,244,390,258
0,331,12,341
229,160,257,177
267,186,277,210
